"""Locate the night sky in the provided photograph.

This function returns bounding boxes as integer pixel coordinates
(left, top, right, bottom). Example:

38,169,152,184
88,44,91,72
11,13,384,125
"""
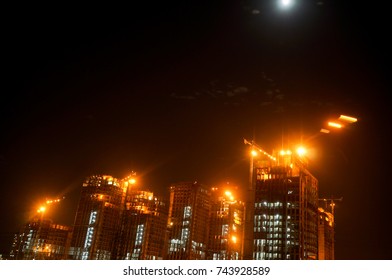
1,1,391,259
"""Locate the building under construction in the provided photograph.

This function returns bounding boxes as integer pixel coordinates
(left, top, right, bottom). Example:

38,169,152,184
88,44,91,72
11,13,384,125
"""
318,207,334,260
207,187,244,260
10,218,71,260
244,141,319,260
115,190,168,260
68,175,126,260
167,181,211,260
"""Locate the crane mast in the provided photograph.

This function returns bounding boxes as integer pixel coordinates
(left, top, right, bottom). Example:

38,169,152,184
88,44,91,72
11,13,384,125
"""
319,197,343,218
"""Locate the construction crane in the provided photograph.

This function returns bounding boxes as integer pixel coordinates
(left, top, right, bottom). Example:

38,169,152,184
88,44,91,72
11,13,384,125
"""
318,197,343,217
243,138,276,160
36,196,65,214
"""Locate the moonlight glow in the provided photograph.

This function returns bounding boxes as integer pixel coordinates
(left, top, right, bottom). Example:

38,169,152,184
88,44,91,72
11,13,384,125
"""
279,0,295,9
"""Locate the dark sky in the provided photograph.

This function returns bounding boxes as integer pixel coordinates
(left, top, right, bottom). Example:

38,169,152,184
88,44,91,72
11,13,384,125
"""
1,1,391,259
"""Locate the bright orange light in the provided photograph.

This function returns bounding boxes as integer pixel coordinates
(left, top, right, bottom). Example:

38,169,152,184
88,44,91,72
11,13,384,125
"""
37,206,46,213
328,121,343,129
251,150,258,157
129,178,136,185
280,150,291,156
320,128,330,134
224,190,235,201
296,147,306,156
231,235,237,243
45,198,62,205
339,115,357,123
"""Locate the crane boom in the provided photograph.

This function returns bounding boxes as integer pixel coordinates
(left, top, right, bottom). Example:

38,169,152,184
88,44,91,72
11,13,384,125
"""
318,197,343,216
243,138,276,161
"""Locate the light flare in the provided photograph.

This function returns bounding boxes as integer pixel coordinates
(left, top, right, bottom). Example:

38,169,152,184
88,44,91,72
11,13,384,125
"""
339,115,357,123
296,147,307,156
328,122,343,129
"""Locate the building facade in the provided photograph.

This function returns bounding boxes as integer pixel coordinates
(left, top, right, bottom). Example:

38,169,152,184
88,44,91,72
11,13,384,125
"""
207,187,244,260
252,149,319,260
167,181,211,260
10,218,71,260
68,175,126,260
116,190,168,260
318,207,334,260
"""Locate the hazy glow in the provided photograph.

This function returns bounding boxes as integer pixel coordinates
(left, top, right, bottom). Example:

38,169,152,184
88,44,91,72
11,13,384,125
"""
280,150,291,156
251,150,258,157
279,0,294,9
124,172,137,187
296,147,306,156
281,0,292,6
320,128,330,134
36,197,63,213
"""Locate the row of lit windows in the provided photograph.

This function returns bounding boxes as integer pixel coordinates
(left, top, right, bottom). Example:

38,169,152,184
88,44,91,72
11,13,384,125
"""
254,252,282,260
255,214,284,221
255,239,284,246
256,221,283,226
254,226,284,233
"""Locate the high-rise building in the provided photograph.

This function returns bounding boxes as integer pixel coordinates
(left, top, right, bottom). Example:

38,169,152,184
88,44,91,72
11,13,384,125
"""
167,181,211,260
318,207,334,260
11,217,71,260
251,148,319,260
207,186,244,260
68,175,126,260
116,189,168,260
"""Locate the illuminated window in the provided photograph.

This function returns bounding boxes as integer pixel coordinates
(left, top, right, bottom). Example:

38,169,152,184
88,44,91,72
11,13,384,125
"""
183,206,192,219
